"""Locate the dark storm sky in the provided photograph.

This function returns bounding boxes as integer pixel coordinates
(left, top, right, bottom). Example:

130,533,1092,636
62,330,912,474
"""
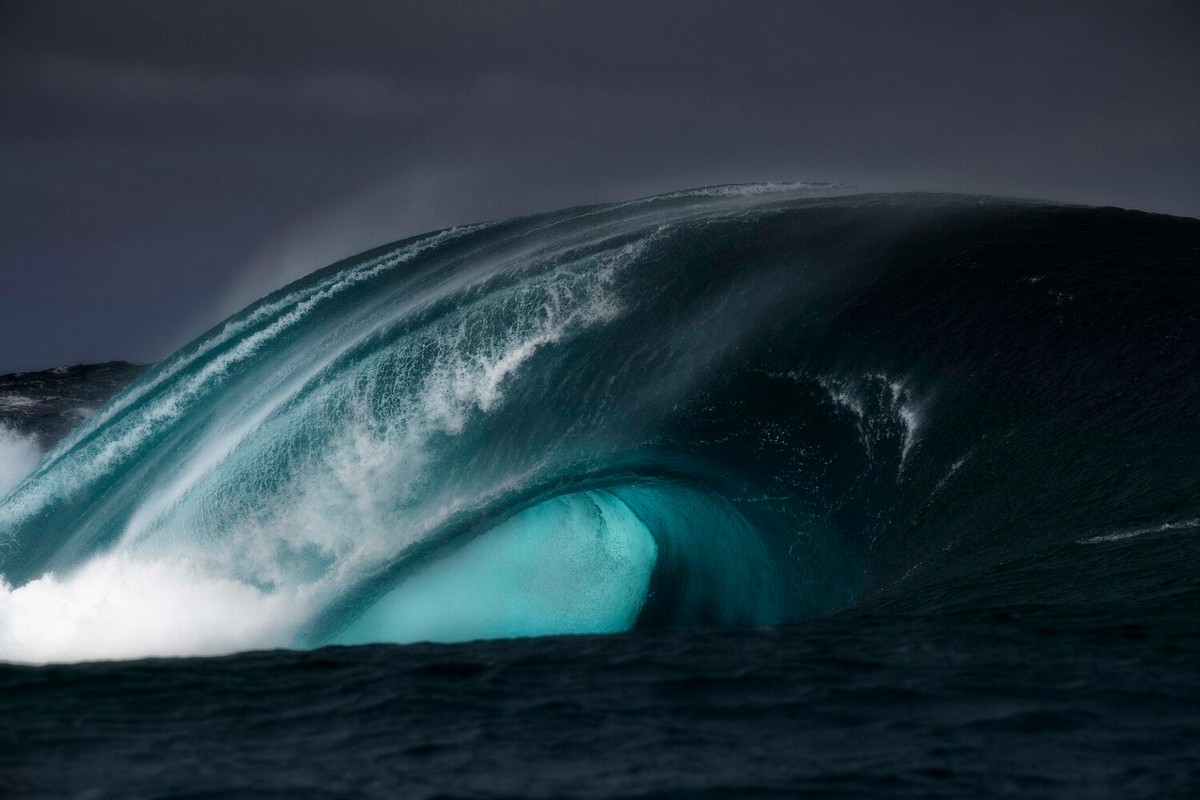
1,1,1197,372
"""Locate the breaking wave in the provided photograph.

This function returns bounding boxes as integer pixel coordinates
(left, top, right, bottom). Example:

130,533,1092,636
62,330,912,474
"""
2,185,1198,663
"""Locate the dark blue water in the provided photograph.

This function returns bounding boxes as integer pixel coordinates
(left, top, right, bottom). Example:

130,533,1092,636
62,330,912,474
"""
1,187,1198,797
2,613,1197,799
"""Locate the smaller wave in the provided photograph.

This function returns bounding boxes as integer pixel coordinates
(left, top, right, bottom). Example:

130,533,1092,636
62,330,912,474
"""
1078,518,1200,545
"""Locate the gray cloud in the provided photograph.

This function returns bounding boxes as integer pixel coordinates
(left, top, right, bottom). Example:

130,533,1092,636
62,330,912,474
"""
28,53,444,119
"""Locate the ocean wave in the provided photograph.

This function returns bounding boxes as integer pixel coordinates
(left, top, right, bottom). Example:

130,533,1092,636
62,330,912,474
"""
2,186,1197,663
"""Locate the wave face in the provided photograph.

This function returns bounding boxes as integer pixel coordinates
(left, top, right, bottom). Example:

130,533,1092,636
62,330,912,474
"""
2,186,1198,662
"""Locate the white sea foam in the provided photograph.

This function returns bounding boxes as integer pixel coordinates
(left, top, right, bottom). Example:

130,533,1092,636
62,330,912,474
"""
929,454,970,498
0,394,39,412
0,425,42,499
0,552,315,664
1078,518,1200,545
2,226,489,532
816,373,924,471
817,376,866,421
884,378,921,467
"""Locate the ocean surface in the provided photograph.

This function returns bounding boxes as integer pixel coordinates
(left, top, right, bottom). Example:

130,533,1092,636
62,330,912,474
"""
1,185,1197,797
